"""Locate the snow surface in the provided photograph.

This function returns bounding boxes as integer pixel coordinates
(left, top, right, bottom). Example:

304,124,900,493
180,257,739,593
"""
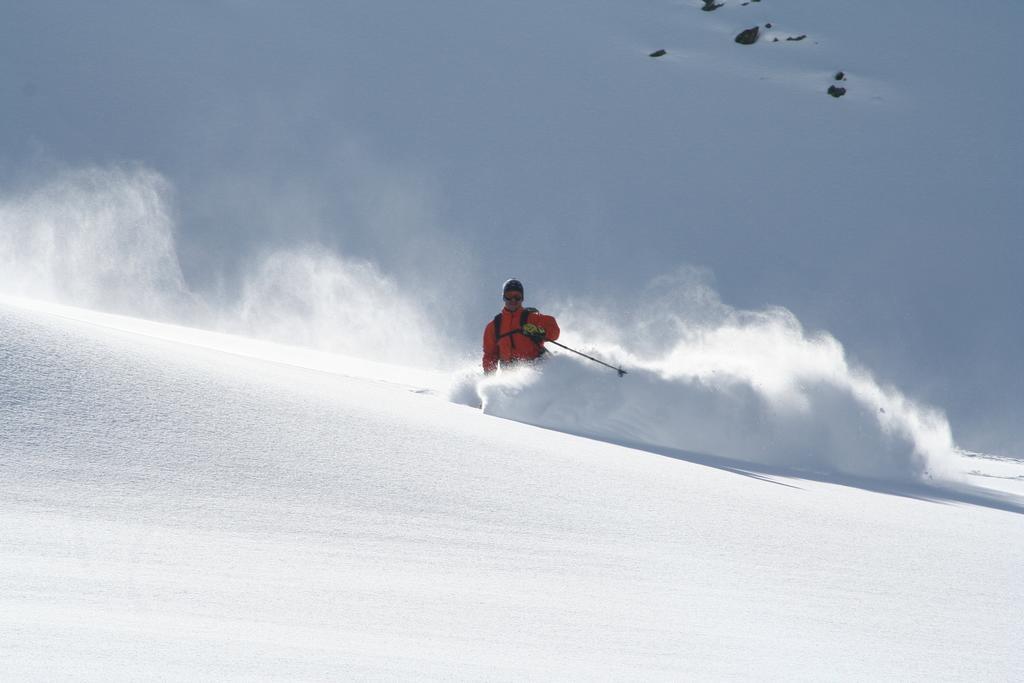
2,0,1023,677
2,297,1022,679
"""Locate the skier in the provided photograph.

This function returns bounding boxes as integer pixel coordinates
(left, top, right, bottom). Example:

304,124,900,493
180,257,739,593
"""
482,279,560,374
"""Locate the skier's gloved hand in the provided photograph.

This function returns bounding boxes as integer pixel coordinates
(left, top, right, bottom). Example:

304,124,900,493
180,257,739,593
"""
522,323,546,340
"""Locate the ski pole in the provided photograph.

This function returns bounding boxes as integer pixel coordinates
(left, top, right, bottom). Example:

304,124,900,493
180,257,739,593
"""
545,339,627,377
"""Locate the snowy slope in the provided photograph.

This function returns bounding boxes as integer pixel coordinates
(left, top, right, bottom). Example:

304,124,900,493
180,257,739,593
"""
2,299,1021,679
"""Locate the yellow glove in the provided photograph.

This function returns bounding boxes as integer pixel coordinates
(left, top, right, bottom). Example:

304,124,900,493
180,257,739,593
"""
522,323,546,340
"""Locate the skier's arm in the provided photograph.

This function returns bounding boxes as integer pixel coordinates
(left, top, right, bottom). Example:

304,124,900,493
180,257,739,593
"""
482,321,499,373
529,312,559,342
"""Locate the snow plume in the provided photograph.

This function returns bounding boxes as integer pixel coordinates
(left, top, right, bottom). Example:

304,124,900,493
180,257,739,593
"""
231,246,444,367
0,166,192,318
0,165,446,367
461,269,959,483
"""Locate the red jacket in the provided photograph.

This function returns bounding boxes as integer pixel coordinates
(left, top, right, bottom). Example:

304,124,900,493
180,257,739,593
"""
482,308,560,373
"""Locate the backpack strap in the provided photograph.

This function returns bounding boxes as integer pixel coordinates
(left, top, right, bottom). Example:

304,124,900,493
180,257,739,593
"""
494,308,540,342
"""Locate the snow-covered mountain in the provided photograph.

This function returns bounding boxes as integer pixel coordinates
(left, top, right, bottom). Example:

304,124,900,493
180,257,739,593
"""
2,0,1023,677
2,0,1022,455
1,297,1021,679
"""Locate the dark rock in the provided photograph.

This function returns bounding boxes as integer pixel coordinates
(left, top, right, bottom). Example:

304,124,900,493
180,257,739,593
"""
827,85,847,98
735,26,760,45
765,23,772,29
834,71,846,81
773,38,779,42
649,49,667,58
701,0,724,11
786,34,807,41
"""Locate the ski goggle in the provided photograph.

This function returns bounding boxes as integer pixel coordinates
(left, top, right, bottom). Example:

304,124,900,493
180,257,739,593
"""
503,294,523,302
